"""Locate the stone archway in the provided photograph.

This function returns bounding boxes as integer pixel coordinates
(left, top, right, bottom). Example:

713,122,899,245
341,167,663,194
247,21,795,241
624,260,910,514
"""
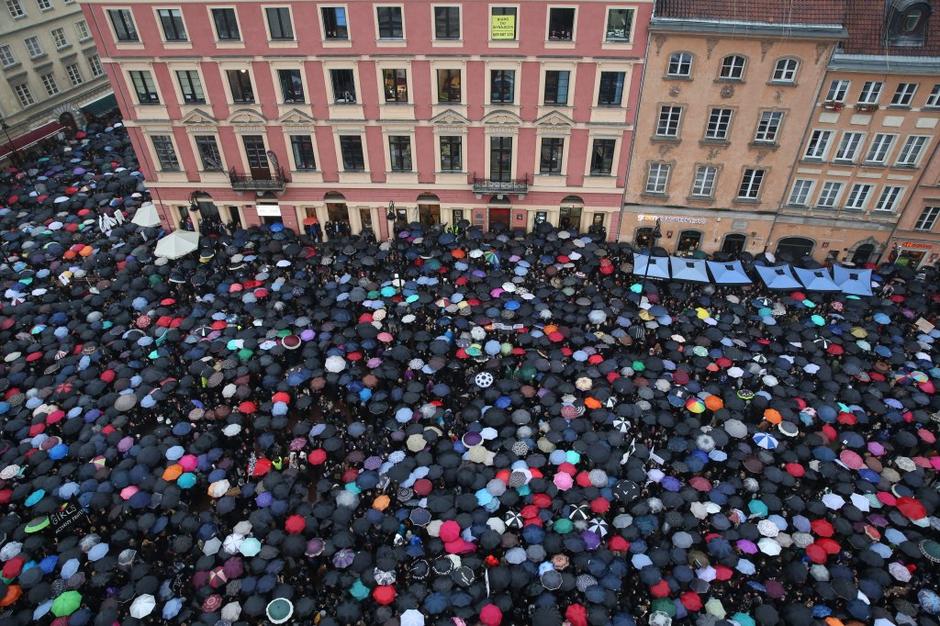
51,102,87,132
846,236,881,265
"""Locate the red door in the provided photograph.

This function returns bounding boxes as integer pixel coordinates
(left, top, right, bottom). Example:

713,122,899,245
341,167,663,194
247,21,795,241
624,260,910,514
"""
488,208,510,231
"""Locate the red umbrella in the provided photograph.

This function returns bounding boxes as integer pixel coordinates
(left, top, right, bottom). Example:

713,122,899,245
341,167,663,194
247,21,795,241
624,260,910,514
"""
649,580,670,597
285,514,305,534
238,401,257,414
811,519,834,537
680,591,702,611
817,537,841,554
806,543,828,564
252,458,272,477
565,604,588,626
896,496,926,520
785,463,805,477
827,343,844,355
2,555,24,579
480,604,503,626
307,449,327,465
372,585,396,605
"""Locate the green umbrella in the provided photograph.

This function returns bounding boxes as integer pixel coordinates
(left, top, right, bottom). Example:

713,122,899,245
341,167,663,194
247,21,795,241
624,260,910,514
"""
25,516,50,533
631,360,646,372
651,598,676,617
553,518,573,534
52,590,82,617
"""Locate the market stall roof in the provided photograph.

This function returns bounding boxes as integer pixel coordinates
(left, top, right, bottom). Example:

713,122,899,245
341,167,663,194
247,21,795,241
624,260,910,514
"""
794,267,840,291
707,260,752,284
754,264,802,289
833,265,874,296
632,254,670,279
669,257,709,282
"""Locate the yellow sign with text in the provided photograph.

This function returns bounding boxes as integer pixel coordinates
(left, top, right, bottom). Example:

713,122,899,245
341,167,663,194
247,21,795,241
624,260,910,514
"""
490,15,516,40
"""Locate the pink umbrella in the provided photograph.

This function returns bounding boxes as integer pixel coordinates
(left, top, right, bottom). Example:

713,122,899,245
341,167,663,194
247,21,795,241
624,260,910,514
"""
377,332,393,342
289,437,306,451
839,450,863,470
179,454,198,472
736,539,758,554
553,473,573,491
120,486,139,500
918,428,936,444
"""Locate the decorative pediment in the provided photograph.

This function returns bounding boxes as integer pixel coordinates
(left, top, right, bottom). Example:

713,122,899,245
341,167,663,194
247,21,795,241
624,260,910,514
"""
535,110,574,128
228,108,267,126
430,109,470,127
279,108,316,127
180,108,217,126
482,109,522,127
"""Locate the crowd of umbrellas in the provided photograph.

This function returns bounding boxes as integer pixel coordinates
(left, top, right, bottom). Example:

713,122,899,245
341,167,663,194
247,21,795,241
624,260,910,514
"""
0,114,939,626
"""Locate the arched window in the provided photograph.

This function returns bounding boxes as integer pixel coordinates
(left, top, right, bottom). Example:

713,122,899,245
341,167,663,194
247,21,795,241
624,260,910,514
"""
775,237,815,260
676,230,702,255
721,233,746,255
719,55,746,80
851,243,875,265
417,193,441,226
666,51,693,77
772,58,799,83
559,195,583,232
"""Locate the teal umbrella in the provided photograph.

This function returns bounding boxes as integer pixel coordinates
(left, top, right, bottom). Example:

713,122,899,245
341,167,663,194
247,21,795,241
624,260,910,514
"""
25,489,45,507
350,579,369,600
177,473,197,489
266,598,294,624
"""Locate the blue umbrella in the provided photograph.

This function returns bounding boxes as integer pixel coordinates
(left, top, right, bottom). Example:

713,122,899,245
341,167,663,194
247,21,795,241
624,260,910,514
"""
25,489,45,506
162,597,183,619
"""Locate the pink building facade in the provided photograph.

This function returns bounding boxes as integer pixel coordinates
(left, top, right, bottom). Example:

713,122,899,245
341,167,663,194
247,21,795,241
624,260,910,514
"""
82,0,652,239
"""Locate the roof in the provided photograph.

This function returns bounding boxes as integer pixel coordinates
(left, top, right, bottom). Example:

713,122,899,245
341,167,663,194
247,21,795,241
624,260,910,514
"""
840,0,940,55
653,0,847,25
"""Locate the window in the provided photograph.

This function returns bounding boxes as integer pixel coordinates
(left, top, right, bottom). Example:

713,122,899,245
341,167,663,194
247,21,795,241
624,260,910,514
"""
754,111,783,143
157,8,187,41
539,138,564,175
440,136,462,172
859,81,883,104
719,55,746,80
6,0,24,18
866,133,895,163
194,135,223,171
826,79,850,102
242,135,267,171
212,8,240,41
645,163,670,194
130,70,159,104
598,71,625,105
691,165,717,197
886,0,931,47
817,181,843,208
490,136,512,181
265,7,293,40
226,69,254,104
788,179,814,206
845,183,873,210
891,82,917,106
834,132,864,162
896,135,928,166
321,6,348,39
548,7,575,41
927,84,940,107
490,6,517,40
605,8,633,42
176,70,205,104
37,0,50,9
51,27,68,50
490,69,515,103
290,135,316,171
590,139,615,175
88,55,103,77
389,136,412,171
434,6,460,39
382,69,408,103
772,58,798,83
803,129,833,159
331,69,356,103
0,45,16,68
377,6,403,39
874,186,903,212
914,206,940,231
76,20,90,41
66,63,83,86
14,83,33,107
737,168,764,199
151,135,180,171
40,73,58,95
108,8,138,42
24,36,43,58
667,52,692,77
278,69,304,103
340,136,365,171
656,105,682,137
437,69,461,103
704,108,733,140
543,70,569,105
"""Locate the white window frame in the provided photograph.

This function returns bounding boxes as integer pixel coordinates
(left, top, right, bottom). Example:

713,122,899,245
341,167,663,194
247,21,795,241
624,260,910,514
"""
24,35,43,58
656,105,682,137
51,27,69,50
319,4,351,44
545,5,578,44
754,111,783,144
844,183,873,211
691,164,717,198
263,5,296,42
603,6,635,43
66,62,83,86
0,44,16,67
926,84,940,108
771,58,798,83
107,7,140,44
816,181,844,208
14,83,34,107
914,206,940,231
865,133,896,164
40,72,58,95
208,6,243,44
666,51,692,77
826,79,850,102
704,107,733,140
37,0,51,10
895,135,929,166
489,4,520,43
858,81,883,105
154,7,189,43
431,4,462,42
7,0,26,19
874,186,904,212
76,19,91,42
737,168,764,199
803,129,833,160
645,162,670,194
719,55,746,81
87,54,104,77
890,82,917,106
374,4,406,41
149,133,182,172
833,131,864,162
788,179,814,207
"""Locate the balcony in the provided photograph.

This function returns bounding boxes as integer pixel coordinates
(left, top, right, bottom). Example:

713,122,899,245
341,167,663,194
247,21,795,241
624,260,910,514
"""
472,174,529,196
229,166,288,192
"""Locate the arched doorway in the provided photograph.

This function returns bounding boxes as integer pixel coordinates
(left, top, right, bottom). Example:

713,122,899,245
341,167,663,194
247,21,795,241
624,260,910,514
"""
488,195,511,232
775,237,815,260
676,230,702,255
324,191,350,239
634,227,654,249
58,112,78,134
850,242,875,265
417,193,441,226
721,233,746,255
559,195,583,232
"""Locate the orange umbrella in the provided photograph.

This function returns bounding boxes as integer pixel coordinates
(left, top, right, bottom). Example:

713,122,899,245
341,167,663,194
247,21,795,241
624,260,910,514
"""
763,408,782,425
373,495,390,511
0,584,21,607
705,395,724,411
162,464,183,481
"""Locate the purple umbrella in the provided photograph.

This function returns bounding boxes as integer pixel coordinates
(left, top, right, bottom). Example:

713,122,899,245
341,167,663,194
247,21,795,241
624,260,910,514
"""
333,548,355,568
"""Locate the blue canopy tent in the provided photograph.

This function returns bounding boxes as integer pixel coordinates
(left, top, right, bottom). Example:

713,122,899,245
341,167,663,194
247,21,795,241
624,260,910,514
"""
706,260,752,284
754,264,802,290
832,265,874,296
794,267,840,291
669,257,710,282
632,254,671,279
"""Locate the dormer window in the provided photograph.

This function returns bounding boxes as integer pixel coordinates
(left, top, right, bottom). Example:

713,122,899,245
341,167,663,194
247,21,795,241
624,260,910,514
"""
886,0,931,47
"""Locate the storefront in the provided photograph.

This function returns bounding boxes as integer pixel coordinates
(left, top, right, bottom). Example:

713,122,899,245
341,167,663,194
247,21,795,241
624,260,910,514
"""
675,230,702,256
256,202,282,226
417,194,442,226
890,241,933,268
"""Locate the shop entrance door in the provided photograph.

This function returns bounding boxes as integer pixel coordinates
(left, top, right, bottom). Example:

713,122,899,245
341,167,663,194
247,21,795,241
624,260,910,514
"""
489,208,511,231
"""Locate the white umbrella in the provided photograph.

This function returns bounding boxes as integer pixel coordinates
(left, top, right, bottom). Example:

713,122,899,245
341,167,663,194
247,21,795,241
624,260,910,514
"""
202,537,222,556
851,493,872,512
757,538,782,556
325,355,346,373
154,230,199,259
221,602,242,622
822,493,846,510
129,594,156,619
401,608,425,626
208,480,230,498
131,202,161,227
